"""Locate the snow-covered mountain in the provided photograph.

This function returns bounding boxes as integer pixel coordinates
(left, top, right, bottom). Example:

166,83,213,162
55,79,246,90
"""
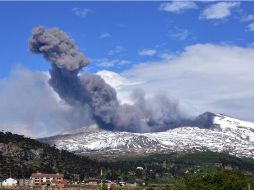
39,112,254,158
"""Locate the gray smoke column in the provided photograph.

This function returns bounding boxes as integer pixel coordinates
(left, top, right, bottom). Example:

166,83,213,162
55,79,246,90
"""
29,26,183,132
29,26,89,71
29,26,91,105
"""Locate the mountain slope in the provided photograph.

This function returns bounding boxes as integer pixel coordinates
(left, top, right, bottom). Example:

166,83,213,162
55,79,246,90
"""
39,112,254,158
0,131,101,179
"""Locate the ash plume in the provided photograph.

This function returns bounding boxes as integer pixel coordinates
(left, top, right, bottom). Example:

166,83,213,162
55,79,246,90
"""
29,26,184,132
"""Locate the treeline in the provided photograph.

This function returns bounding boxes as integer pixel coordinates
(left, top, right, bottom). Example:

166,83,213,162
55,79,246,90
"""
171,170,254,190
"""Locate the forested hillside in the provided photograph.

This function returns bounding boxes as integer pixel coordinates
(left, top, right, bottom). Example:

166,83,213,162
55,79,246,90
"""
0,131,100,180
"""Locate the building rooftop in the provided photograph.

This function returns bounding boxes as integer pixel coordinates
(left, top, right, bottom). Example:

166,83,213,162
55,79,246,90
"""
31,173,64,178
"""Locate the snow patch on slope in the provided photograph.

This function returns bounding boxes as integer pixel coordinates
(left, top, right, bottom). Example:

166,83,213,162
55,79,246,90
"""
39,113,254,158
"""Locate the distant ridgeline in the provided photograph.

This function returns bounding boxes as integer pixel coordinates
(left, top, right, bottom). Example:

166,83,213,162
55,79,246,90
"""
0,131,254,182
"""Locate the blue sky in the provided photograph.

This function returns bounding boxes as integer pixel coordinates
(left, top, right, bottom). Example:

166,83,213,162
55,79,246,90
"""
1,1,254,77
1,1,254,137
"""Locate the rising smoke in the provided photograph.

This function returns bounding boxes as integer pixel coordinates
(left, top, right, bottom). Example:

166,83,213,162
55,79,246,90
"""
29,26,183,132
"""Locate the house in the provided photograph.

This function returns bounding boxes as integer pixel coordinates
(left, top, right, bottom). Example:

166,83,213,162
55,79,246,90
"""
86,179,100,186
2,178,17,187
18,178,32,186
31,172,64,187
51,179,69,188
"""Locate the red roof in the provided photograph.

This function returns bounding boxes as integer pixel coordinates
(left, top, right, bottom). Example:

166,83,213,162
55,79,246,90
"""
31,173,64,178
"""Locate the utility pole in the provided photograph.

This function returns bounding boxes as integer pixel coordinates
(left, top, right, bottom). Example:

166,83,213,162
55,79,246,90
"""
248,183,251,190
100,168,103,190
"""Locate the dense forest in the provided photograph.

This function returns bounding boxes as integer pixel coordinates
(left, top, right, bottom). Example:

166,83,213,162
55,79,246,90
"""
1,131,254,187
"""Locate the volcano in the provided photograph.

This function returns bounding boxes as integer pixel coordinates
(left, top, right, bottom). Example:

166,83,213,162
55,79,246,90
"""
39,112,254,159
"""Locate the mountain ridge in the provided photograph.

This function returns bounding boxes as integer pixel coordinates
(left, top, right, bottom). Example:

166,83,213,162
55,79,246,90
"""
39,112,254,159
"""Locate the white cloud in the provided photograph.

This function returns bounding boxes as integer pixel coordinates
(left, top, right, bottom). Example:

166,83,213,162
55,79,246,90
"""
159,1,198,13
158,51,177,60
169,27,192,41
200,2,240,20
241,14,254,22
138,49,157,56
99,32,111,39
96,70,144,104
96,70,142,89
72,7,92,17
248,22,254,31
96,58,130,68
108,45,125,55
104,44,254,121
0,66,85,138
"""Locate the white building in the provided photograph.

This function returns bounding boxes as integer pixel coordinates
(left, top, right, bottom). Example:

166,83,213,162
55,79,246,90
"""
136,166,144,170
2,178,17,187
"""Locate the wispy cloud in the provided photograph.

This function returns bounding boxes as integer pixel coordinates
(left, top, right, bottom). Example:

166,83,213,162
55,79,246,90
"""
158,51,177,60
108,45,125,55
241,14,254,22
72,7,92,17
248,22,254,31
96,58,131,68
200,2,240,20
169,27,192,41
138,49,157,57
99,32,111,39
159,1,198,14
